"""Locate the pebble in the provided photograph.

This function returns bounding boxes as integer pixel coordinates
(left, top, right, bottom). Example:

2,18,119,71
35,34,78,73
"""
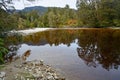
0,60,65,80
2,60,65,80
0,72,6,80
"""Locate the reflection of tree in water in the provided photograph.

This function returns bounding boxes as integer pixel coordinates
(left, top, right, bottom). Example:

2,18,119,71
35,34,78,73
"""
7,29,120,70
77,29,120,71
77,44,99,68
23,29,78,46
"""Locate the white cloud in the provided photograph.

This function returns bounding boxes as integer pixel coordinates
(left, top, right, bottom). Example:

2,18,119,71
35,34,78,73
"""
13,0,77,10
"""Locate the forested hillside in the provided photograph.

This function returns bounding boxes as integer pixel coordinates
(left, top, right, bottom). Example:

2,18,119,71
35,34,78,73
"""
20,6,47,13
17,5,77,29
0,0,120,32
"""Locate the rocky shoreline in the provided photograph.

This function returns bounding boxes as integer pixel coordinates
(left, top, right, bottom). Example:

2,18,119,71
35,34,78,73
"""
0,59,65,80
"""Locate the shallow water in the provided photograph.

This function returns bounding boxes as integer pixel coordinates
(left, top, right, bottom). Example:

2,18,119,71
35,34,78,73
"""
8,28,120,80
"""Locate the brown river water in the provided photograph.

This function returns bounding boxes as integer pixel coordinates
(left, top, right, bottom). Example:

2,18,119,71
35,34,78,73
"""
6,28,120,80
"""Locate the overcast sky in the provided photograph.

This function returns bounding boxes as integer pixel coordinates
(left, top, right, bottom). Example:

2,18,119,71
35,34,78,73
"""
13,0,77,10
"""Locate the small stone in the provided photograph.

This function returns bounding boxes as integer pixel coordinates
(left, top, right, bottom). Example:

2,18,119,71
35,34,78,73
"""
0,72,6,78
2,60,65,80
19,65,22,68
22,61,27,64
24,67,28,70
21,76,25,80
53,74,59,80
14,74,19,79
25,76,35,80
40,60,44,65
47,75,55,80
54,76,59,80
14,64,22,68
32,73,40,78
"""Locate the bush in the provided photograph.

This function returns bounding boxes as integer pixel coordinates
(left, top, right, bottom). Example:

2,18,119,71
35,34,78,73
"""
0,38,8,64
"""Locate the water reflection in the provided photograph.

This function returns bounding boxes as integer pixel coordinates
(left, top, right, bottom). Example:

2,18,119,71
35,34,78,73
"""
7,29,120,71
77,29,120,71
77,44,98,68
23,29,77,46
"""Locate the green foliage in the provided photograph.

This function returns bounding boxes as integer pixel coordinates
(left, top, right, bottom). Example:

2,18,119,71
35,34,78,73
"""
0,38,8,63
1,0,120,30
76,0,120,27
16,5,77,28
0,9,18,32
0,65,5,70
113,19,120,27
15,0,120,28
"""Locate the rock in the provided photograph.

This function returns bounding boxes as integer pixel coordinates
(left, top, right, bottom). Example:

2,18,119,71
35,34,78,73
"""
0,72,6,80
1,60,65,80
40,60,44,65
0,72,6,78
14,64,22,68
14,74,19,79
47,75,55,80
32,73,39,78
57,77,66,80
52,73,59,80
22,61,28,64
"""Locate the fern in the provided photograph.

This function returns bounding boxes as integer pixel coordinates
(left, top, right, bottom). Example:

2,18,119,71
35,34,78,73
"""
0,38,4,45
0,38,8,63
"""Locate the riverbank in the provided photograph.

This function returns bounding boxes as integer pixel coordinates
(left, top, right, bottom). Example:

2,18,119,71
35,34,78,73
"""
0,59,65,80
9,27,120,36
11,27,120,34
2,28,120,80
10,28,52,35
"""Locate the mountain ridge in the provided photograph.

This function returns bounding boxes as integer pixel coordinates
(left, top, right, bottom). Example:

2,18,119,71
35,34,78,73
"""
17,6,48,13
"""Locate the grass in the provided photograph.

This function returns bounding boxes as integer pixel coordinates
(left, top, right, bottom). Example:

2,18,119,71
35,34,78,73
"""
0,65,5,70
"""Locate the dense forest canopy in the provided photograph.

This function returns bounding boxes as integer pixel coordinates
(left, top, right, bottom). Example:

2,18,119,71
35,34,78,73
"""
76,0,120,27
0,0,120,30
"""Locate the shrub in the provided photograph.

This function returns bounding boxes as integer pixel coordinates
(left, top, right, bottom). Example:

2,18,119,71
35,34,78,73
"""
0,38,8,64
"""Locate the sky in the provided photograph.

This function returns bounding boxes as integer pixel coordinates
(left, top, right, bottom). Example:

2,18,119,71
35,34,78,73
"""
13,0,77,10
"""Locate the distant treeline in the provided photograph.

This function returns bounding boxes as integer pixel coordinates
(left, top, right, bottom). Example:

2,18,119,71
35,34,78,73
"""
76,0,120,28
17,5,77,29
1,0,120,32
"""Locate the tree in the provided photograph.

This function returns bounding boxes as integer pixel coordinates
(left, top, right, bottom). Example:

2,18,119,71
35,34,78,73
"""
76,0,120,27
0,9,18,33
76,0,99,27
0,0,15,12
0,0,39,12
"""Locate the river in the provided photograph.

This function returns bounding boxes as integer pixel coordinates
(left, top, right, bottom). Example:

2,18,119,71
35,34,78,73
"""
6,28,120,80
